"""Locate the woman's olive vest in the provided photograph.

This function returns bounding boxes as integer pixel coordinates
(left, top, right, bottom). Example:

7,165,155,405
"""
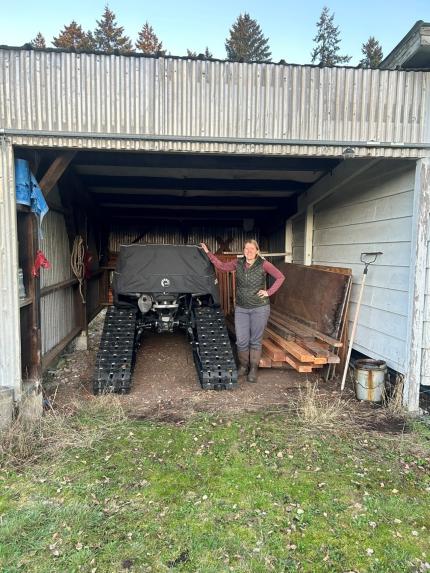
235,256,269,308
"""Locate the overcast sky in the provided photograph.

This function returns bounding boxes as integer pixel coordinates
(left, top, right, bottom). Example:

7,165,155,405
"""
0,0,428,65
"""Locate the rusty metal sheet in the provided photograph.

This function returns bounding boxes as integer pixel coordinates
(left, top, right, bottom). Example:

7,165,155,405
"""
272,263,351,337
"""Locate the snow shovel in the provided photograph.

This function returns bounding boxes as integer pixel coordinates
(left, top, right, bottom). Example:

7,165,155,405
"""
340,252,383,392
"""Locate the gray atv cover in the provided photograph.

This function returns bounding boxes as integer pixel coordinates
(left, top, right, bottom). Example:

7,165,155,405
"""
113,244,220,303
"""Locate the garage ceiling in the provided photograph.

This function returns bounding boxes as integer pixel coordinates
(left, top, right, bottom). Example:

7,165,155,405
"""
28,149,341,228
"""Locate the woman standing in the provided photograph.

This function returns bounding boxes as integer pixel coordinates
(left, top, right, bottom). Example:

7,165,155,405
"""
200,240,285,383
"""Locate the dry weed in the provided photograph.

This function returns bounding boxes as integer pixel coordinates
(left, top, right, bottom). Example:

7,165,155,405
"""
0,394,126,467
296,380,348,427
383,374,406,416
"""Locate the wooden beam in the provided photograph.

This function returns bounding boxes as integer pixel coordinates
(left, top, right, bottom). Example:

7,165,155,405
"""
39,151,76,198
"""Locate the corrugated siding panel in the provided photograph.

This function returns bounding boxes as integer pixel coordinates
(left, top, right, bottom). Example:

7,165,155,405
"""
0,137,21,397
0,49,428,155
41,288,76,355
267,223,286,267
108,224,260,254
40,211,73,288
39,211,76,356
313,165,415,372
292,216,305,264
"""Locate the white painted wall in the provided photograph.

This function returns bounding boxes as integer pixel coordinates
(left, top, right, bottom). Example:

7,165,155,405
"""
311,162,415,373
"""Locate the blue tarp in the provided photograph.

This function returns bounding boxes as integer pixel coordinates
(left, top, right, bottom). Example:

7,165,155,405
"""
15,159,49,231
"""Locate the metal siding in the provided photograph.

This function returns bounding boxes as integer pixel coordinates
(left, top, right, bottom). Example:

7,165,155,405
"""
41,288,76,355
108,224,260,254
312,165,415,373
39,211,76,358
0,49,428,157
40,211,73,288
0,137,21,398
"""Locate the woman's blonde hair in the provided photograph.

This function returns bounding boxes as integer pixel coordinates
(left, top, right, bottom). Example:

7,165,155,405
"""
243,239,261,256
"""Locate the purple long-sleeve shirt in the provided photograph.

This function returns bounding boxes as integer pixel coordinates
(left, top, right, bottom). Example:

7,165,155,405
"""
206,252,285,297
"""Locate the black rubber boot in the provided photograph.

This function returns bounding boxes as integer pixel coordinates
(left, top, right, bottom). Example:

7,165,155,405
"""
237,350,249,378
247,348,261,383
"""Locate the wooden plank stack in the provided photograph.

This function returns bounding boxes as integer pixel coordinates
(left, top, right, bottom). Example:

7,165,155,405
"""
221,261,352,375
259,262,352,373
260,314,341,372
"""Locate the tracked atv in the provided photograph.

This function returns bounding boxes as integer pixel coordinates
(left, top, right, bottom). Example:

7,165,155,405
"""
93,244,237,394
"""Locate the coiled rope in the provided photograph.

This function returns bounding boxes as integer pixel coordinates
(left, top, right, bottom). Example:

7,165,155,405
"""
71,235,86,303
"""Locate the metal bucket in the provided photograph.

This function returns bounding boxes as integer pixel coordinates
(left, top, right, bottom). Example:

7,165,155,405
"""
354,359,387,402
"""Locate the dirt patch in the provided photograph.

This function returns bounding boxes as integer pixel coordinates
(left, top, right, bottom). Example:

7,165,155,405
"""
43,310,408,434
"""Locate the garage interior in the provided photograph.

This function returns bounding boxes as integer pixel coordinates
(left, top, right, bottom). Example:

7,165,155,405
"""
15,147,344,386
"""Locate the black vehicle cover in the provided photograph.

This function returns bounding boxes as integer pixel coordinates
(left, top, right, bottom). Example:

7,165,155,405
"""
113,244,220,303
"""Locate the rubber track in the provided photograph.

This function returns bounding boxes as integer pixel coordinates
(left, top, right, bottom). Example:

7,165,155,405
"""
193,306,237,390
93,306,138,394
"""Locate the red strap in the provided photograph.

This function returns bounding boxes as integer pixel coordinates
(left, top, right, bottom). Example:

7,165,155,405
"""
32,250,52,277
84,251,93,280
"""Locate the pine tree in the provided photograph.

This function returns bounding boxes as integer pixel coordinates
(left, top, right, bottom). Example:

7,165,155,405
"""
311,6,351,66
359,36,383,68
225,13,271,62
53,21,95,50
186,47,212,59
30,33,46,48
93,5,133,54
136,22,163,54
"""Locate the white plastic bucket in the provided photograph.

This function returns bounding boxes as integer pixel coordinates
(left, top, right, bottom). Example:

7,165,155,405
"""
354,359,386,402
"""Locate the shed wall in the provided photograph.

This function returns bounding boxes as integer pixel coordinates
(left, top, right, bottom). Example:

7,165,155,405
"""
421,224,430,386
0,138,21,397
0,49,429,158
40,211,78,356
311,163,415,372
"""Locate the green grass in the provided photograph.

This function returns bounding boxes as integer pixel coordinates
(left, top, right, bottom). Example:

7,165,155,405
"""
1,403,429,573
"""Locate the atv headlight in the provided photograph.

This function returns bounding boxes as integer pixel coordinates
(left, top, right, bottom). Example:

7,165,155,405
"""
138,294,153,314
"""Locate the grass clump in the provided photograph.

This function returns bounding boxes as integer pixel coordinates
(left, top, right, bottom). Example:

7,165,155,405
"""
0,395,125,467
296,381,347,427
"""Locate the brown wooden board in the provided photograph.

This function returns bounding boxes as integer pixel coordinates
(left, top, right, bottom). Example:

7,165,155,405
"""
271,262,351,338
262,339,287,361
265,327,315,362
270,310,343,348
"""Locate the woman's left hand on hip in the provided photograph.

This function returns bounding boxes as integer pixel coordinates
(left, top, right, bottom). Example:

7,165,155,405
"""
257,289,268,298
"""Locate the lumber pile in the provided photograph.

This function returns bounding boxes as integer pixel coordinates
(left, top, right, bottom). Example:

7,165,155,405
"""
222,262,352,375
261,263,351,373
260,315,340,372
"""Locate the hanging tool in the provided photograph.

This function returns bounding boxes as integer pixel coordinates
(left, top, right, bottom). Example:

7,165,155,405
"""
340,252,383,392
71,235,86,303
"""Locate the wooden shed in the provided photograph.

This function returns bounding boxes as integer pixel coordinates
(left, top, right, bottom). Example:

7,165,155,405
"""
1,21,429,417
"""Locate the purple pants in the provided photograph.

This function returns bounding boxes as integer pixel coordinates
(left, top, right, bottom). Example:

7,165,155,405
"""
234,304,270,351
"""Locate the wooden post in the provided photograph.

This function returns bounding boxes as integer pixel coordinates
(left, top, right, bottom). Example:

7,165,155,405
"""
404,158,430,412
304,205,313,266
284,219,293,263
